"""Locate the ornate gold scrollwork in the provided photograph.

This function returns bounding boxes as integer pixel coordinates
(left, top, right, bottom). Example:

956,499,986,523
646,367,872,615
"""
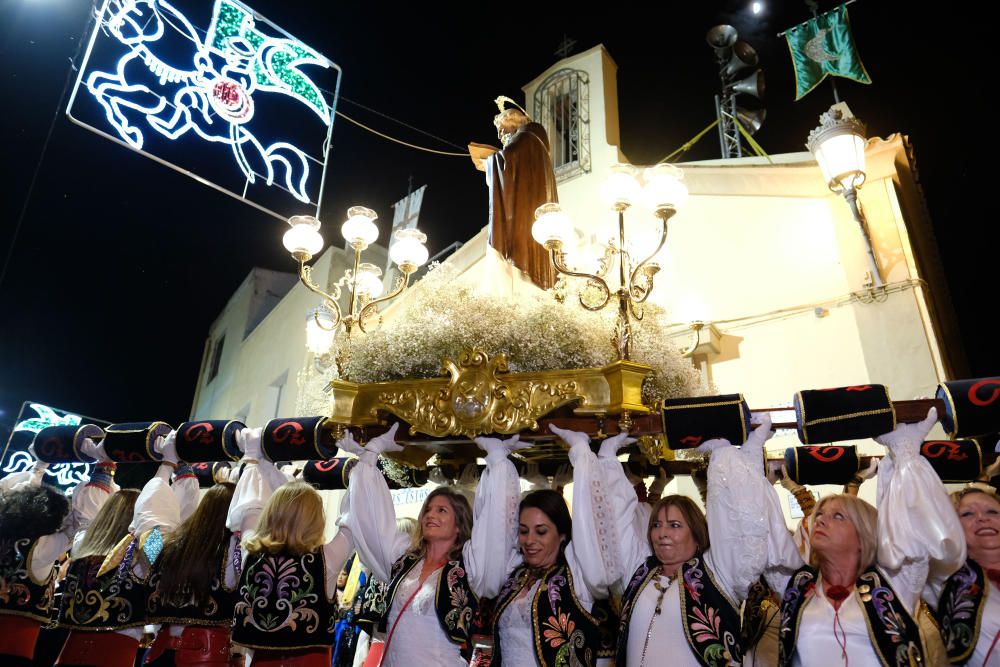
372,349,584,438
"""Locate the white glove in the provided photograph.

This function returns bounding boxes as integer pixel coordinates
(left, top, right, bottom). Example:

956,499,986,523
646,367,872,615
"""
856,457,879,481
30,460,49,478
695,438,732,455
474,434,528,464
155,430,179,465
598,431,637,459
549,425,590,451
740,414,774,476
237,427,263,461
80,437,111,463
778,465,801,493
340,423,403,466
875,407,937,462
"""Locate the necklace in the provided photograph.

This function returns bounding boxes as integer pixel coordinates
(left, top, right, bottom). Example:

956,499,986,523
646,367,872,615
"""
639,566,678,667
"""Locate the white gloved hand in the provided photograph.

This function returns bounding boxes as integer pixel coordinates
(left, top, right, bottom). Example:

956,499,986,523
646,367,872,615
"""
778,465,801,493
335,429,365,458
598,431,637,459
695,437,732,455
474,434,528,464
548,425,590,451
857,457,879,481
875,407,938,462
80,437,111,463
739,414,774,476
237,427,263,461
155,430,179,465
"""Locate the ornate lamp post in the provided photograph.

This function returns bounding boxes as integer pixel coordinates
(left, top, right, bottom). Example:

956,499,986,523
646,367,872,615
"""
531,163,688,360
807,105,884,289
283,207,429,371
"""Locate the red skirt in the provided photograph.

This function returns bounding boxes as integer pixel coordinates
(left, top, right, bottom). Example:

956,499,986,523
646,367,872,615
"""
251,647,332,667
145,625,233,666
0,614,43,659
55,629,139,667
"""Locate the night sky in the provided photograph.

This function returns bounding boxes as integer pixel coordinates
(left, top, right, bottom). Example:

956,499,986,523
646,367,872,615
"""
0,0,993,443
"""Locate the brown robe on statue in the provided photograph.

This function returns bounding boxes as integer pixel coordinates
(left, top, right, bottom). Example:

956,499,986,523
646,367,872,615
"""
486,121,558,290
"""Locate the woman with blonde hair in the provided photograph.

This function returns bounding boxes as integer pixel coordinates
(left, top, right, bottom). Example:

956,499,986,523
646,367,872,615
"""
770,409,965,666
936,475,1000,664
229,428,354,666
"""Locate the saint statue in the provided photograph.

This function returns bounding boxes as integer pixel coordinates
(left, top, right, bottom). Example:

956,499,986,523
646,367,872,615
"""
478,97,558,290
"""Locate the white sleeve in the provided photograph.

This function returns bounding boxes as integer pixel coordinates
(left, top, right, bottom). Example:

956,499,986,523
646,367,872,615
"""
226,458,289,540
129,463,182,536
705,447,804,602
562,445,633,602
0,470,36,495
31,533,71,582
876,447,966,610
595,453,650,594
323,531,355,598
172,467,201,523
336,457,411,583
464,452,522,599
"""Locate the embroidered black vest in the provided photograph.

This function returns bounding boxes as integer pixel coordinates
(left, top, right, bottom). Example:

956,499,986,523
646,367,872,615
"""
778,564,925,667
491,559,615,667
936,559,989,664
146,531,237,627
742,576,776,651
377,551,479,660
0,537,58,624
232,548,337,650
617,555,742,667
59,554,150,630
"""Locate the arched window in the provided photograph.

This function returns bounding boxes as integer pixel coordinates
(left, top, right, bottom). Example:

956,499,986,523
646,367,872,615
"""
533,69,590,181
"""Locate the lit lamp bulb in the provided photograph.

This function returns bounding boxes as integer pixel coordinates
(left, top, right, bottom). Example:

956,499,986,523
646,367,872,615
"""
389,228,429,273
354,263,384,299
601,164,641,210
283,215,324,261
305,307,336,355
642,163,688,217
806,107,867,192
341,206,380,249
532,203,573,250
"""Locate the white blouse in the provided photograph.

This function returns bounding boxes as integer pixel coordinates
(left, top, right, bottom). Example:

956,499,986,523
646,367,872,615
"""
791,582,881,667
381,559,466,667
971,578,1000,666
625,573,701,667
496,579,542,667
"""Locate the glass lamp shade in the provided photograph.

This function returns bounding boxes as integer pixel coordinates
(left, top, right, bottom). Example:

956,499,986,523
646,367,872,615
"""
601,164,641,209
305,307,336,354
341,206,379,247
532,203,572,248
354,263,384,299
642,163,689,214
389,228,429,271
283,215,324,258
807,108,867,191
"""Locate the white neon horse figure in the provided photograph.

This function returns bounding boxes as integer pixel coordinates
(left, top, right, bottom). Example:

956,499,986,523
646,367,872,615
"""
85,0,330,203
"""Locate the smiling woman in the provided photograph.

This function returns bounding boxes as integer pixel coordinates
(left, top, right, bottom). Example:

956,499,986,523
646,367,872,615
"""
936,487,1000,664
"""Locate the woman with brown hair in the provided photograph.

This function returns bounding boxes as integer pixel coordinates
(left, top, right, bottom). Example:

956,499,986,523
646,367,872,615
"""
936,477,1000,664
336,424,526,667
56,431,197,667
143,481,238,665
0,457,118,666
228,428,354,666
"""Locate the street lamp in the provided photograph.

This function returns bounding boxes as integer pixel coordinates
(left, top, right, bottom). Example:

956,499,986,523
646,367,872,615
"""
283,207,429,372
807,104,884,289
532,163,688,360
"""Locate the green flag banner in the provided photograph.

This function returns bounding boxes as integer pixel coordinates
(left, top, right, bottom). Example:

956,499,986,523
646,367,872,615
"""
785,5,872,100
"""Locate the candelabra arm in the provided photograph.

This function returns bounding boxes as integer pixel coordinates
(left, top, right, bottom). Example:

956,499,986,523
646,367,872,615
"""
299,261,343,329
356,271,412,333
549,247,612,311
628,211,672,303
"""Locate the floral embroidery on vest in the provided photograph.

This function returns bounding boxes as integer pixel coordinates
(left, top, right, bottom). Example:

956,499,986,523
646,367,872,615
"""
233,549,336,650
935,559,986,664
0,537,56,623
59,554,149,630
778,564,925,667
